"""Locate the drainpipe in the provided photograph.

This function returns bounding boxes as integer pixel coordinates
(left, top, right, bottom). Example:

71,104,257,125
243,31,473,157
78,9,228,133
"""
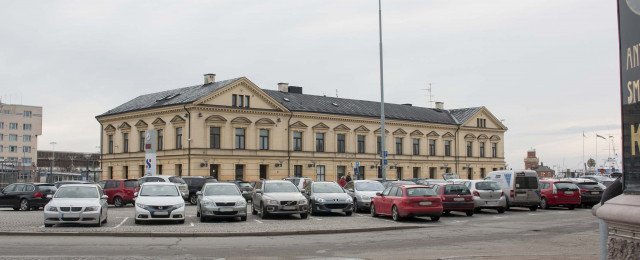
287,110,293,177
99,122,103,181
183,104,191,177
455,125,460,173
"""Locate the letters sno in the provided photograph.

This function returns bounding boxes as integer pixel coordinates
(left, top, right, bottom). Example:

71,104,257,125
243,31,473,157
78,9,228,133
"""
144,153,156,176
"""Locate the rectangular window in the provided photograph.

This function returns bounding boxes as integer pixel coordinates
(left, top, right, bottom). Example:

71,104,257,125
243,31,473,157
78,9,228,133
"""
413,138,420,155
108,135,114,154
316,165,326,181
176,164,182,177
9,134,17,141
0,122,3,128
235,164,244,181
357,166,365,180
492,143,498,158
157,129,163,151
294,165,302,177
239,95,244,107
413,167,420,178
176,127,183,149
293,131,302,151
232,94,237,107
123,133,129,153
316,133,325,152
23,146,31,153
377,136,382,155
9,123,17,129
23,111,31,117
429,167,436,179
210,127,221,149
481,168,486,178
480,142,486,158
157,165,163,175
337,166,346,179
259,129,269,150
21,157,32,165
235,128,245,149
337,134,346,153
429,139,436,156
139,131,145,152
476,118,486,128
9,146,17,153
467,141,473,157
395,137,403,155
445,140,451,156
0,146,2,152
124,166,129,179
0,134,2,141
23,124,31,130
396,167,403,180
357,135,365,154
245,96,250,108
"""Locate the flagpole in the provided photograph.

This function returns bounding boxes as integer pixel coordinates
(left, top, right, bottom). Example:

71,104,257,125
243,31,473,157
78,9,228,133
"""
595,133,598,170
583,131,586,174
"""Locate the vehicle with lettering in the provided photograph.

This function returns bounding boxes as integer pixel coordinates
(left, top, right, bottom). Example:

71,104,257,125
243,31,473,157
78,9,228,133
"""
485,170,540,211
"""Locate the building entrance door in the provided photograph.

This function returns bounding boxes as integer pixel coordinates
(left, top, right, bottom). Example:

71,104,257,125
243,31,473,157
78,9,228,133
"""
210,164,219,179
259,165,268,179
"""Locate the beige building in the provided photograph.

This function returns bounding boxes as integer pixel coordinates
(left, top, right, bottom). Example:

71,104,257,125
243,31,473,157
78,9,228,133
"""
0,102,43,173
96,75,507,181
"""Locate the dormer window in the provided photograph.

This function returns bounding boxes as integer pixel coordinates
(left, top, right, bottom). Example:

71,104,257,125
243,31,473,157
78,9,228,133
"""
232,94,250,108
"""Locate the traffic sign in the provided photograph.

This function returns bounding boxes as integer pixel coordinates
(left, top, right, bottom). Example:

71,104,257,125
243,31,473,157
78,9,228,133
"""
355,162,360,167
383,159,388,165
354,168,359,173
383,151,388,157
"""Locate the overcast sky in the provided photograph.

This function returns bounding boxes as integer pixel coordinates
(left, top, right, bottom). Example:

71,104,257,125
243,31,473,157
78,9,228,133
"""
0,0,622,171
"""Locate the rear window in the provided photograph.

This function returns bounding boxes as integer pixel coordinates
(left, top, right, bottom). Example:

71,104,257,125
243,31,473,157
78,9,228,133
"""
37,185,57,193
444,185,470,195
238,183,252,188
576,182,603,190
205,179,218,183
475,182,501,190
124,181,138,188
406,187,437,197
554,183,578,190
515,177,538,189
169,177,186,184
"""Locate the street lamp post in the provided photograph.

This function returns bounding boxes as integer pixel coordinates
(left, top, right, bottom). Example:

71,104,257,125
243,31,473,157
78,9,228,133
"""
84,154,91,181
49,142,56,183
378,0,387,181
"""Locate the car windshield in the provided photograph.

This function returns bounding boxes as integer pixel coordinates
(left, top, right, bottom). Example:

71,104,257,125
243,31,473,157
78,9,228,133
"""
555,183,578,190
204,185,240,196
444,185,471,195
237,183,252,188
264,182,299,193
515,176,538,189
55,186,98,198
140,185,179,196
169,177,186,184
602,181,614,187
313,183,344,193
38,185,57,193
406,188,437,197
355,182,385,191
576,182,602,190
392,181,415,185
475,182,501,190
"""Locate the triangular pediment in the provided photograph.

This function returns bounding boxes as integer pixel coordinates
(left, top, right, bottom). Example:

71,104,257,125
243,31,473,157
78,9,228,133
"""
152,118,166,126
290,121,308,129
312,122,330,130
194,77,289,112
231,117,252,124
354,125,370,133
478,134,489,140
393,128,407,135
460,107,508,130
464,133,476,140
334,124,351,132
170,115,185,124
118,122,131,130
374,128,390,134
134,120,148,128
104,124,116,131
442,132,455,138
205,115,227,123
427,131,440,137
256,118,276,126
490,135,501,141
410,130,424,136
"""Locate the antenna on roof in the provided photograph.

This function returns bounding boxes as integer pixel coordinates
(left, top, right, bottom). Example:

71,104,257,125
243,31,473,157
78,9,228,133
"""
335,89,339,98
421,82,435,108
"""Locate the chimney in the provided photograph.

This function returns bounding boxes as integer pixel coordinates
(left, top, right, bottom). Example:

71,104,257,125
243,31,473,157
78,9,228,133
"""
435,102,444,109
278,82,289,92
204,74,216,84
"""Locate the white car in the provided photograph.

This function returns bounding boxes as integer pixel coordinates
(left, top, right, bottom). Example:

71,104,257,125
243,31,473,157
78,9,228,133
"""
137,175,189,200
43,184,109,227
135,182,185,224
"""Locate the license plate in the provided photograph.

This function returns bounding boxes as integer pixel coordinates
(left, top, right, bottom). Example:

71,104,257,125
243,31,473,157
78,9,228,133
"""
565,191,574,195
330,209,343,213
282,206,296,210
454,198,465,202
486,201,497,205
219,208,233,212
591,191,599,195
419,201,432,206
516,193,526,197
61,213,79,218
153,211,169,216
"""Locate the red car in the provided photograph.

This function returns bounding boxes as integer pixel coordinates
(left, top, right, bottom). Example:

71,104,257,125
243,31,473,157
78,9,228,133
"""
538,180,581,210
370,184,442,221
433,183,475,216
98,179,138,207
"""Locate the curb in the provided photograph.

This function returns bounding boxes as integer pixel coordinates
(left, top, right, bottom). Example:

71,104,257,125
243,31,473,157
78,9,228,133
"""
0,225,430,238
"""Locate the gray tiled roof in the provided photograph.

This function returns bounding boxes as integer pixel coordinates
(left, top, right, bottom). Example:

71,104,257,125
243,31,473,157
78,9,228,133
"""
448,107,483,124
98,77,242,117
263,90,459,125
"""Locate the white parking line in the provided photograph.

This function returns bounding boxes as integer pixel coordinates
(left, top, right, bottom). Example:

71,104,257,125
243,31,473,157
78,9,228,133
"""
114,217,128,228
254,220,263,224
310,217,322,221
493,216,505,219
39,225,44,228
529,213,539,216
190,222,194,227
357,214,367,217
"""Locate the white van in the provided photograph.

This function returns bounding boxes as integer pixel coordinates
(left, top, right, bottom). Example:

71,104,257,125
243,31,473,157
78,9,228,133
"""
485,170,540,211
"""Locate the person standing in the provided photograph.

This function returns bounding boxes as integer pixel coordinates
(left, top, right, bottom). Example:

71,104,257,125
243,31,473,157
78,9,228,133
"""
346,174,352,182
338,176,347,187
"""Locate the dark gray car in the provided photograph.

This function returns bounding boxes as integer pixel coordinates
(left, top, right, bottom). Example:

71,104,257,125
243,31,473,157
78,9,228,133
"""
251,180,308,219
307,182,353,216
344,180,385,213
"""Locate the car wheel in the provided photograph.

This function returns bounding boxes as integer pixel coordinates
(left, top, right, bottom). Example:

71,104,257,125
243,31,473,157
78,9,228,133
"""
178,220,185,224
44,224,53,227
466,210,474,217
529,206,538,211
370,203,378,217
12,207,19,211
20,199,30,211
352,199,358,213
94,211,103,227
309,203,315,216
430,216,440,222
300,213,308,219
196,209,201,218
568,205,576,210
251,202,257,215
260,203,269,219
474,208,481,213
392,206,400,221
497,207,505,214
444,210,450,215
540,198,549,209
200,211,206,222
135,219,141,225
189,194,197,205
345,211,352,216
114,197,124,207
240,216,247,221
103,215,108,224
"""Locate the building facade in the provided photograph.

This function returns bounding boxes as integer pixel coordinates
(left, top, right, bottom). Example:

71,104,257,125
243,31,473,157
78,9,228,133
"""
96,75,507,181
0,102,42,176
524,149,539,170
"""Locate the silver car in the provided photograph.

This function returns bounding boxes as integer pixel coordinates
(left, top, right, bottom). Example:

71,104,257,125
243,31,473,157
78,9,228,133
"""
307,182,353,216
196,183,248,222
43,184,109,227
344,180,385,213
463,180,507,213
251,180,308,219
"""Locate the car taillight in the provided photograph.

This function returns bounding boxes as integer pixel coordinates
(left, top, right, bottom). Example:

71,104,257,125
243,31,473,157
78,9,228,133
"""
441,196,446,201
473,191,480,197
510,190,514,198
580,189,586,193
501,191,504,196
34,192,44,198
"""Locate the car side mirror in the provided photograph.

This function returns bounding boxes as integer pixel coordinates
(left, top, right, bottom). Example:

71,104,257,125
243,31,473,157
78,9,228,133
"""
347,189,354,192
101,195,108,200
196,191,202,196
242,191,248,194
255,189,262,194
376,192,382,197
46,194,53,199
134,192,138,197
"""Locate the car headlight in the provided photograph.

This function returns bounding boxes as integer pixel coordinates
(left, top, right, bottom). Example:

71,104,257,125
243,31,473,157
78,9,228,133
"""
84,206,99,212
299,199,308,205
360,194,371,200
201,200,215,206
47,206,58,212
266,199,279,205
173,203,185,208
314,197,325,203
346,197,353,203
236,200,247,206
136,203,146,208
